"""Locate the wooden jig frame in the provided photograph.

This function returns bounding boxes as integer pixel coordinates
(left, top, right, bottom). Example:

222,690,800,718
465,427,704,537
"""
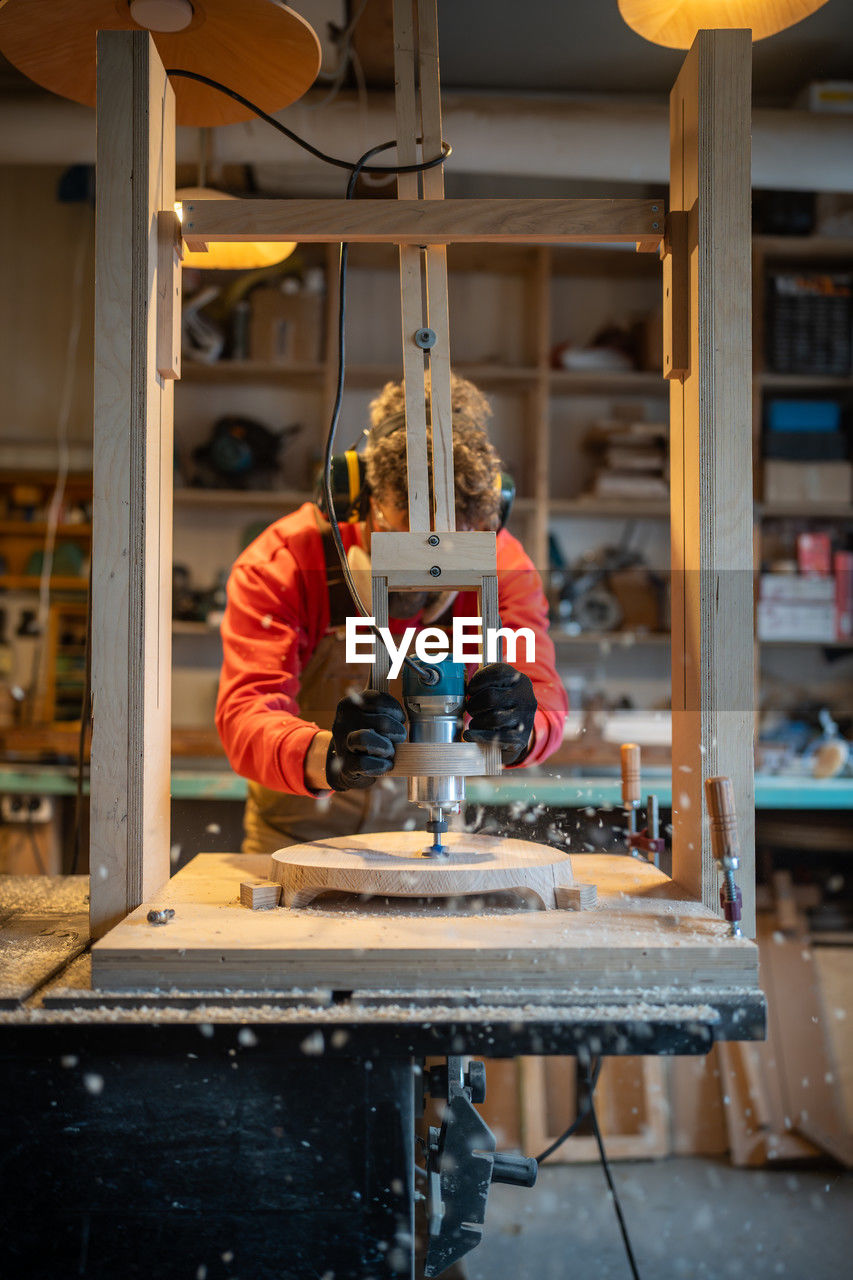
88,16,755,952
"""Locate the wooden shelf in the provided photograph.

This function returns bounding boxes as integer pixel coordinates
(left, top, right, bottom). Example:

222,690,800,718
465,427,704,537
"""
0,521,92,537
754,235,853,260
344,361,541,390
759,503,853,520
757,372,852,390
172,620,221,635
548,369,665,395
0,575,87,591
551,629,670,647
549,497,669,518
178,360,326,386
759,637,853,650
173,488,312,510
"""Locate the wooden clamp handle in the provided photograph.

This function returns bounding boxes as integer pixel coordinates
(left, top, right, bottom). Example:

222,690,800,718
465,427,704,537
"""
621,742,641,808
705,775,740,864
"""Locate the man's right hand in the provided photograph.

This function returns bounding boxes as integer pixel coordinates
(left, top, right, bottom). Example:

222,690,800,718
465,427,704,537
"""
325,689,408,791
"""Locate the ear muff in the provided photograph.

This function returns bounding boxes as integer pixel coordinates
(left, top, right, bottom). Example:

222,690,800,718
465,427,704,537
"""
315,450,368,523
496,470,516,531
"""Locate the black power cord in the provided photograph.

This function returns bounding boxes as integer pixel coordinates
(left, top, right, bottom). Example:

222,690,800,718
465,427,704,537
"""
165,68,450,178
535,1057,643,1280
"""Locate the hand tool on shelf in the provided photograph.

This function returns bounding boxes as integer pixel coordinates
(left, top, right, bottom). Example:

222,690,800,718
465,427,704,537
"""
705,775,744,938
620,741,665,866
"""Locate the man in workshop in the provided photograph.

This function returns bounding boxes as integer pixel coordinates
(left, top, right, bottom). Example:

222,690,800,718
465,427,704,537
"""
216,373,567,852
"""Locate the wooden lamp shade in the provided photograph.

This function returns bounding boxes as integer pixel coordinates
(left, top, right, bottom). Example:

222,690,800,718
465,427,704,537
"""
0,0,321,126
617,0,829,47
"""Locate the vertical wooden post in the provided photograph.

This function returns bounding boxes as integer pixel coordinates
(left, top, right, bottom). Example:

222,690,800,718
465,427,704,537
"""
417,0,455,532
669,30,755,936
393,0,430,532
90,31,174,939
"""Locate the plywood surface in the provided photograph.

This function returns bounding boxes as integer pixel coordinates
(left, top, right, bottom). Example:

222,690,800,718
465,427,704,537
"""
91,852,759,994
0,875,89,1007
270,831,576,909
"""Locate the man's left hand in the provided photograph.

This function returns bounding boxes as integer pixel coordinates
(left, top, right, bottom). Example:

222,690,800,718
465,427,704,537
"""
463,663,537,765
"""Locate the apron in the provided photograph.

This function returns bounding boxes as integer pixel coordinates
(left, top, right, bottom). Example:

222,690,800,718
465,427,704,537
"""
242,528,412,854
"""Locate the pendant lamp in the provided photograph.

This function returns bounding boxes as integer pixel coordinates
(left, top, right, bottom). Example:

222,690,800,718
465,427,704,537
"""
617,0,830,48
0,0,321,126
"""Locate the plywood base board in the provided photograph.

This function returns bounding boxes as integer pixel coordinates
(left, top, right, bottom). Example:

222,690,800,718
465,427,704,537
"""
270,832,576,909
91,853,760,994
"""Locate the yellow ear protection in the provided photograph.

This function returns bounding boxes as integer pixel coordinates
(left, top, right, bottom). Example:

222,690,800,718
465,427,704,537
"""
315,422,516,530
314,450,369,523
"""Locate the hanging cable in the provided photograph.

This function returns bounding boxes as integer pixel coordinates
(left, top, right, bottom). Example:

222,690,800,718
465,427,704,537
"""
535,1056,643,1280
165,69,450,176
590,1088,644,1280
535,1056,604,1163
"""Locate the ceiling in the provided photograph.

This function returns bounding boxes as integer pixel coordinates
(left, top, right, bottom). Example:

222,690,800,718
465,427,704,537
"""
432,0,852,106
0,0,850,109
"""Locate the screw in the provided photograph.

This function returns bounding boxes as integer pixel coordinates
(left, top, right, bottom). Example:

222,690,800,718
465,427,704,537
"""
415,327,436,350
429,565,441,577
652,222,660,231
651,204,660,212
147,908,175,926
427,534,440,546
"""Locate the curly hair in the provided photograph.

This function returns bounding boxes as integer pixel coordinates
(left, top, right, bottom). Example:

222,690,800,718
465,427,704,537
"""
364,374,502,530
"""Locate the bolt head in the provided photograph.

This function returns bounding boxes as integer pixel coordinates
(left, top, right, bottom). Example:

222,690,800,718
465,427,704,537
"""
427,534,440,546
429,565,441,577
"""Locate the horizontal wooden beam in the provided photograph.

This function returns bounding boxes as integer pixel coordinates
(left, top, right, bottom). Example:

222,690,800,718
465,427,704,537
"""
180,198,664,249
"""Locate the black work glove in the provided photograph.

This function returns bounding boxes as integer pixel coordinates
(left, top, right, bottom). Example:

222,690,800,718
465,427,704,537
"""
463,663,537,765
326,689,408,791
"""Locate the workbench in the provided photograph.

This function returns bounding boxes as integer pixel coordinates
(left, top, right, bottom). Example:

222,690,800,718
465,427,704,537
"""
3,763,853,809
1,865,764,1278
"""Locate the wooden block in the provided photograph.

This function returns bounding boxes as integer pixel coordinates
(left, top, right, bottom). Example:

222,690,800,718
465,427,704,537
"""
555,883,598,911
156,210,182,380
370,530,497,587
661,209,688,379
240,880,281,911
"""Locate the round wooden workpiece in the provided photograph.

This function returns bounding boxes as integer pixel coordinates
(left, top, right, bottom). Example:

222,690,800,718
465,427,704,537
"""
270,831,577,910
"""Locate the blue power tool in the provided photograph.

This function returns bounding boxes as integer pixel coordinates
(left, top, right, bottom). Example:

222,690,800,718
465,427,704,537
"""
401,658,466,856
